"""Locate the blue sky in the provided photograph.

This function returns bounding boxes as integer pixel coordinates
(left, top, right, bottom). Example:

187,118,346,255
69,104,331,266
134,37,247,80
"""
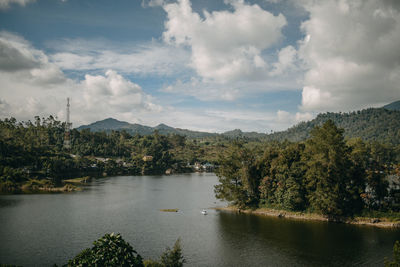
0,0,399,132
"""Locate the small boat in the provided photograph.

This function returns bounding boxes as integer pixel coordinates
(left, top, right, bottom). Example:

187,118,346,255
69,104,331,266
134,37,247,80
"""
201,209,208,215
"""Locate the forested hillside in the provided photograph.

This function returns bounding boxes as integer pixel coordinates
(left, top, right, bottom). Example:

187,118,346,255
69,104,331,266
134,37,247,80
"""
77,103,400,145
265,108,400,145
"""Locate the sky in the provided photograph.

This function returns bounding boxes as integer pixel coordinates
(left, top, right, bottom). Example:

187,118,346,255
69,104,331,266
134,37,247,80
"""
0,0,399,133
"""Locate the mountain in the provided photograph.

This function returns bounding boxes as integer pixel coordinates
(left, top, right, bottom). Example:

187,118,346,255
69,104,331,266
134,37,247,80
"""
384,100,400,111
222,129,266,139
76,100,400,144
77,118,216,138
77,118,154,135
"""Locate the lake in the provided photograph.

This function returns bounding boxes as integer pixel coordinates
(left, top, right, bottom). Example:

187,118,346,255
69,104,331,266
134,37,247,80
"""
0,173,399,266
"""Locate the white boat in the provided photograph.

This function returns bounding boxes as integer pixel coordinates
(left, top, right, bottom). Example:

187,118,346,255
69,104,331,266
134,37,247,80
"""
202,209,208,215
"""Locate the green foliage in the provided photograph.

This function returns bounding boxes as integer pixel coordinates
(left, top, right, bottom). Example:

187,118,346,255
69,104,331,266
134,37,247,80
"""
264,108,400,145
303,120,364,217
261,143,306,211
215,142,261,208
66,234,184,267
385,241,400,267
216,120,399,218
0,116,226,192
159,239,185,267
67,233,144,267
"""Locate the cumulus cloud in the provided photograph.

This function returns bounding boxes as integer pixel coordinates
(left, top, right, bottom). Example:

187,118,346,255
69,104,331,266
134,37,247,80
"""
277,109,313,128
162,0,287,82
0,31,66,86
81,70,161,114
299,0,400,112
0,32,162,126
270,45,298,76
0,32,42,72
0,0,34,9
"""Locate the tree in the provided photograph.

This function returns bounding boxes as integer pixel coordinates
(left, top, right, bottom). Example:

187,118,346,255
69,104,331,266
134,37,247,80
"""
67,233,144,267
214,142,260,208
159,239,185,267
303,120,363,218
385,240,400,267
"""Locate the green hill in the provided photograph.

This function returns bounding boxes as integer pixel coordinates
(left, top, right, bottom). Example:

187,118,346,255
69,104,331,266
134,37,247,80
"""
265,108,400,144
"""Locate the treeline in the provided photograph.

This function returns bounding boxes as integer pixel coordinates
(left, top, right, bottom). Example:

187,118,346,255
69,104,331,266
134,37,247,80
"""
0,116,227,192
265,108,400,145
215,120,400,218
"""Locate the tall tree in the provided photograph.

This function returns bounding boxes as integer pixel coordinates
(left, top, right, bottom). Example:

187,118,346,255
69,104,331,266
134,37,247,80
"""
304,120,363,218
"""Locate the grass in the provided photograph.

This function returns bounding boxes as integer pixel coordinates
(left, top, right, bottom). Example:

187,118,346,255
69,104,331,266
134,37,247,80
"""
160,209,179,212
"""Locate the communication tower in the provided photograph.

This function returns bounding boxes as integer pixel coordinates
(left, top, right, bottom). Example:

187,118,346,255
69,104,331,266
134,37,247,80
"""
63,97,71,149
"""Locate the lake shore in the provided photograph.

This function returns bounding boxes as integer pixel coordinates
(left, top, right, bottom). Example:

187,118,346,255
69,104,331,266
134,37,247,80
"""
0,179,82,194
216,206,400,228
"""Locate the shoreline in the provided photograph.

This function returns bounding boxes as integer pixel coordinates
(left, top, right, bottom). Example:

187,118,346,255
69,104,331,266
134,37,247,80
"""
215,206,400,228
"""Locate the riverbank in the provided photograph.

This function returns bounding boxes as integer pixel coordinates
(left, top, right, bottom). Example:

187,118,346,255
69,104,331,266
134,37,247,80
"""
216,206,400,228
21,179,81,193
0,179,82,194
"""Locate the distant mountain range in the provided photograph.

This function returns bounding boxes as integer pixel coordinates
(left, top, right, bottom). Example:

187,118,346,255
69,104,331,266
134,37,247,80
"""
77,100,400,144
77,118,217,138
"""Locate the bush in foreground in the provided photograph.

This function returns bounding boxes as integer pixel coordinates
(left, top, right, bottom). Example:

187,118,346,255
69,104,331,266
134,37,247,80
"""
66,233,184,267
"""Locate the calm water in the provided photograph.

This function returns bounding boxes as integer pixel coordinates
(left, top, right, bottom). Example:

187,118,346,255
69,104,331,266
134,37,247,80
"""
0,173,399,266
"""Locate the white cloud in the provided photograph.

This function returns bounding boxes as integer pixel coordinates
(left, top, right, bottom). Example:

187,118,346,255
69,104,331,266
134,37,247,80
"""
0,98,11,117
163,108,290,133
276,109,313,128
270,45,298,76
161,78,242,101
0,0,34,9
162,0,287,82
141,0,165,8
81,70,161,114
49,39,190,77
299,0,400,112
0,32,162,126
161,72,303,102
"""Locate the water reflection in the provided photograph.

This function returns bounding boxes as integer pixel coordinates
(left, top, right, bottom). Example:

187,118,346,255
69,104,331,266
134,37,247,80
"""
216,211,400,266
0,198,21,207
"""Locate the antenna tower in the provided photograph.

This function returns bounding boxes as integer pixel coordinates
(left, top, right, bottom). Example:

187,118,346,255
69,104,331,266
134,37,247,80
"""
63,97,71,149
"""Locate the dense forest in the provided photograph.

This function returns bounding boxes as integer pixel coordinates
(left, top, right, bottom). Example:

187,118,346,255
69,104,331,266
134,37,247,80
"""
0,116,230,193
215,120,400,219
265,108,400,145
